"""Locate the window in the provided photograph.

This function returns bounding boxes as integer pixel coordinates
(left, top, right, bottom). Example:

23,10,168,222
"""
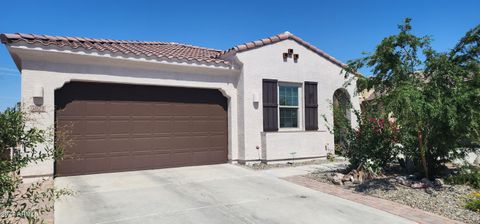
279,85,299,128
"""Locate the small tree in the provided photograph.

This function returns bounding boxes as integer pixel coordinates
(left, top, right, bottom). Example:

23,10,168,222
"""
0,106,71,223
345,18,480,178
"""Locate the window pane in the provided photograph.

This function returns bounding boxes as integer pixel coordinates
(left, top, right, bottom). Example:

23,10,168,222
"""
280,108,298,128
279,86,298,106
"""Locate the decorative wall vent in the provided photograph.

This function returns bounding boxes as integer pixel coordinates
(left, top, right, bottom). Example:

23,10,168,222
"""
282,49,299,63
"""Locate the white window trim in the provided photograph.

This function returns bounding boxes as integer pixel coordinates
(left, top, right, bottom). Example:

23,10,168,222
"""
277,82,303,131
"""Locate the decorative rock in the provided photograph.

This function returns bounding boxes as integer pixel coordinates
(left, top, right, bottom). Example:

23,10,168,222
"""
328,173,344,185
474,153,480,166
410,181,427,189
342,174,354,182
407,172,421,180
395,176,411,187
433,178,444,187
420,178,434,188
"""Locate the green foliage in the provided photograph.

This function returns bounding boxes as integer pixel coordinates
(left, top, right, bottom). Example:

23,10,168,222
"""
445,166,480,189
0,106,71,223
345,18,480,178
343,111,400,170
332,104,351,155
465,192,480,213
326,152,335,162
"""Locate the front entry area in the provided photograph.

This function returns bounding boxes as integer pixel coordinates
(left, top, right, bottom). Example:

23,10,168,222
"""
55,82,228,176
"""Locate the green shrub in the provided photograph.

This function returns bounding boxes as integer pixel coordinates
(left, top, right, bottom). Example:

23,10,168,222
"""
326,153,335,162
465,192,480,213
445,166,480,189
0,106,72,223
344,111,400,169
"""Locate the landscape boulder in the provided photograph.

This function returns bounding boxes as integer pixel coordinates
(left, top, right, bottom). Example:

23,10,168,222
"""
410,181,427,189
342,174,354,183
328,173,344,185
420,178,434,188
433,178,444,187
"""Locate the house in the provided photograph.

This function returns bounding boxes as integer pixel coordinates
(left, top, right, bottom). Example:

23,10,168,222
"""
0,32,361,177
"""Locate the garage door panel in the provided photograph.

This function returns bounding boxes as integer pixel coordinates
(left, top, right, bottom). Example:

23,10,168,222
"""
153,120,173,134
82,157,110,173
131,102,156,116
56,101,84,116
57,119,84,137
84,120,108,134
85,101,108,116
82,139,111,154
172,120,192,133
154,103,174,116
64,139,86,156
132,154,169,169
109,120,131,134
109,156,134,171
108,138,133,153
55,160,83,175
132,120,155,134
55,82,228,176
210,135,228,147
170,152,194,167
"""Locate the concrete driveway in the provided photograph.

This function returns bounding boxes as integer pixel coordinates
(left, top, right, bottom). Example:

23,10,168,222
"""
55,164,413,224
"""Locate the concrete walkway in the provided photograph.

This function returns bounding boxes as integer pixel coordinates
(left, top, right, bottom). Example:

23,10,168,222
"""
55,164,413,224
259,161,348,178
284,175,463,224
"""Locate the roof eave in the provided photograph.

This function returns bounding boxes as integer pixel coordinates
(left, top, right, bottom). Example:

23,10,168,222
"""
7,43,236,72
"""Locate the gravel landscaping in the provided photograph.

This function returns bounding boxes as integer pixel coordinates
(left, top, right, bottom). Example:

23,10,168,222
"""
242,158,347,170
308,170,480,224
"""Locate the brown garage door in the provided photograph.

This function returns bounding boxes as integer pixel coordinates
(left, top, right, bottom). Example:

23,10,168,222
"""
55,82,228,176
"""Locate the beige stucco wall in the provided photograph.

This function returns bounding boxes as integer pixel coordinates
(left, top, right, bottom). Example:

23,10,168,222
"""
235,39,360,162
11,38,360,176
15,48,239,177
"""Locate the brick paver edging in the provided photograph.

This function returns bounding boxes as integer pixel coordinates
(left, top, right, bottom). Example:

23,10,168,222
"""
282,175,464,224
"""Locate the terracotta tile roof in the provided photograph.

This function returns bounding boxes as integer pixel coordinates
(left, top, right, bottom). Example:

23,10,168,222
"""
0,32,356,73
0,33,228,65
219,31,348,69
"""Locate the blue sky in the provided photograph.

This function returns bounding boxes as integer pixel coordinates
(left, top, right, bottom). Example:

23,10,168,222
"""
0,0,479,111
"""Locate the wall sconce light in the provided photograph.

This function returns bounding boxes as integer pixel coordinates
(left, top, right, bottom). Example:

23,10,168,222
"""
253,92,259,103
288,49,294,56
33,85,44,106
282,52,288,60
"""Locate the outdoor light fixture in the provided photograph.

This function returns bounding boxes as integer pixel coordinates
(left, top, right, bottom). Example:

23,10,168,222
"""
32,85,44,107
33,85,44,99
253,92,259,103
293,54,299,62
283,52,288,60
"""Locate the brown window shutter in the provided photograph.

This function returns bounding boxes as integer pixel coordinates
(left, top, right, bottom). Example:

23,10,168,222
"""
263,79,278,131
304,82,318,130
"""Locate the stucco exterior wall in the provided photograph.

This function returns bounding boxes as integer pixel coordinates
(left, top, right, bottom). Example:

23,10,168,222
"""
235,39,360,162
17,51,239,177
11,37,360,175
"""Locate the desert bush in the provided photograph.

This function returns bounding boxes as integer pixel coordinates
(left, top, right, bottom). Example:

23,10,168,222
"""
465,192,480,213
446,166,480,189
344,111,400,170
0,105,71,223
